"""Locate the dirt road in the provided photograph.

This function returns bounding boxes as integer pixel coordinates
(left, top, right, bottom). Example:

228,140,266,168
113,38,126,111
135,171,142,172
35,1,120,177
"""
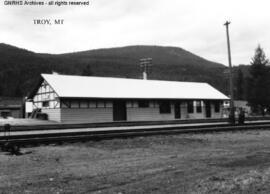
1,130,270,193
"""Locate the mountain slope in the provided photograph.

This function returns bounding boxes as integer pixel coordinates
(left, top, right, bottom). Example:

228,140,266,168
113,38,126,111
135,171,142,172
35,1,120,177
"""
63,45,224,68
0,43,228,97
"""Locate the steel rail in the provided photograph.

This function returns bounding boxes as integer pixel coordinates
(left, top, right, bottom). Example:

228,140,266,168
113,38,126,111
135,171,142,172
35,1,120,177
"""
1,122,270,146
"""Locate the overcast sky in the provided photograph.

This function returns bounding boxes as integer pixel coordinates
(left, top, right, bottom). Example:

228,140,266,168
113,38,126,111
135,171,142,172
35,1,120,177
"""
0,0,270,65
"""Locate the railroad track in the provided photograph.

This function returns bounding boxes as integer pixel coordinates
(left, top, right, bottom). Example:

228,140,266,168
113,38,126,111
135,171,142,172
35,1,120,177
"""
1,122,270,146
3,117,270,132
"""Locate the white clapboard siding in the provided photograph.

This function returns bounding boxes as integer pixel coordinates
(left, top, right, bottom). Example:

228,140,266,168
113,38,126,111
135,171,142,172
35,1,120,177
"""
181,102,188,119
40,102,223,123
187,103,206,119
127,106,175,121
187,112,205,119
60,108,113,123
210,104,223,118
42,109,61,122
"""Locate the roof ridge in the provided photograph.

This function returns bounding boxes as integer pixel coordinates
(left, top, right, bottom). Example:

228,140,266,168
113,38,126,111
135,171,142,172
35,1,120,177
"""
41,73,208,85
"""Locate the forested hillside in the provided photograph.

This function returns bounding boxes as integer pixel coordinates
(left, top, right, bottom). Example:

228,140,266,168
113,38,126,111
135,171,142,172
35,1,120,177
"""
0,43,235,97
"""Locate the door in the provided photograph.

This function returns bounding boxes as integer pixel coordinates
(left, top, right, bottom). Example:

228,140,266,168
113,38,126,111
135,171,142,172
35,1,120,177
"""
205,101,211,118
174,102,181,119
113,100,127,121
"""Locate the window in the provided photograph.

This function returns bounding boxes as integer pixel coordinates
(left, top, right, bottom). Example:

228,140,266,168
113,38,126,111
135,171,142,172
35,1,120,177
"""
196,101,202,113
159,101,171,114
80,100,89,108
105,101,112,108
97,101,106,108
187,101,194,113
61,100,71,108
71,100,79,108
214,101,220,112
42,101,49,108
138,100,149,108
89,101,96,108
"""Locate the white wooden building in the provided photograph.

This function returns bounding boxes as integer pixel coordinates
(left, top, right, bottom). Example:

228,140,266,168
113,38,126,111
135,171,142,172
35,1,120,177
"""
27,74,229,123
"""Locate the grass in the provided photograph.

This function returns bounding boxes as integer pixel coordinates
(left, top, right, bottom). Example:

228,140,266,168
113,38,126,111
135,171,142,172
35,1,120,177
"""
1,130,270,193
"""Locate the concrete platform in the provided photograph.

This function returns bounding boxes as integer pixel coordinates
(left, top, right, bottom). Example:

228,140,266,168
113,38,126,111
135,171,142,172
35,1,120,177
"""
1,119,270,137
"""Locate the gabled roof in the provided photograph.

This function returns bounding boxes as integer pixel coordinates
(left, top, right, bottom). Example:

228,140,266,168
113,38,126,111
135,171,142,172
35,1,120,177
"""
41,74,229,100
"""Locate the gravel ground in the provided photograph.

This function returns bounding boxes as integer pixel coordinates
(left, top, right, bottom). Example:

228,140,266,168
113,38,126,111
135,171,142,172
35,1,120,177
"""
1,130,270,193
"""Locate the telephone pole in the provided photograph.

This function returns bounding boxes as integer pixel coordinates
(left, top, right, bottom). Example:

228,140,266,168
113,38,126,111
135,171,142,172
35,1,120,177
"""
224,21,235,124
140,58,152,80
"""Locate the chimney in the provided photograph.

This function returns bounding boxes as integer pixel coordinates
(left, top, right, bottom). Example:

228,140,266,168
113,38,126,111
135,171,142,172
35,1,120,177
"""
143,71,147,80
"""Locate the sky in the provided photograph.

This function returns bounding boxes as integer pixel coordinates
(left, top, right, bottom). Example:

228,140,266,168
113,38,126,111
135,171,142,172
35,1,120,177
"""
0,0,270,66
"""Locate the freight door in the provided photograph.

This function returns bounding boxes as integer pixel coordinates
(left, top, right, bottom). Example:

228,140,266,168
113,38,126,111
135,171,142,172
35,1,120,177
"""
113,100,127,121
174,102,181,119
205,101,211,118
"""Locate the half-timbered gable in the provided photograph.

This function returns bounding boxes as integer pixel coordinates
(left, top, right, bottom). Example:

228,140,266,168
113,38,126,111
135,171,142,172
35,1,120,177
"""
33,80,60,109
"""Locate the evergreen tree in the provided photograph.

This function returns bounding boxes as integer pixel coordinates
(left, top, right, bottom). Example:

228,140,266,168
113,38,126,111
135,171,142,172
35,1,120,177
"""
82,64,93,76
0,84,2,96
236,68,244,100
247,45,270,114
14,84,23,97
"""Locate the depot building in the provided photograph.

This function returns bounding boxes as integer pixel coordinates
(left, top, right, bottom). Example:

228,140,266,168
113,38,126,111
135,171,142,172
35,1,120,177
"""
27,74,229,123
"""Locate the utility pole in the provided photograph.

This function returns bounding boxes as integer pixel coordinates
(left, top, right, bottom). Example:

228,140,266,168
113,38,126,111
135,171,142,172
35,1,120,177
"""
140,58,152,80
224,21,235,124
